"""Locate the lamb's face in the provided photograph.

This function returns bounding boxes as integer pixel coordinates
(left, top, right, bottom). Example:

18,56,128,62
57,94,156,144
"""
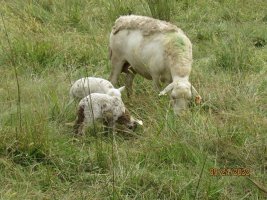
116,109,142,130
171,83,192,115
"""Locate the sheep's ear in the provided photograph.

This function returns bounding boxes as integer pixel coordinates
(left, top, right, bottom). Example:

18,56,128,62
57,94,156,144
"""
118,86,125,92
159,82,175,96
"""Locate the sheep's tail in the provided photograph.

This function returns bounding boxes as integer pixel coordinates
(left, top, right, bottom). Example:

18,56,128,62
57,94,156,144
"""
74,105,85,135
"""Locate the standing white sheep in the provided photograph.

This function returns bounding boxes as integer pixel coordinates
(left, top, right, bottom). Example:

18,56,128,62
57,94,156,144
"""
74,93,142,135
69,77,125,101
109,15,201,115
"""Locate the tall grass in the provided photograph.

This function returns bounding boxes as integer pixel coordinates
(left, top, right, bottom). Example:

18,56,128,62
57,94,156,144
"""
146,0,172,21
214,34,255,72
1,13,22,141
0,0,267,199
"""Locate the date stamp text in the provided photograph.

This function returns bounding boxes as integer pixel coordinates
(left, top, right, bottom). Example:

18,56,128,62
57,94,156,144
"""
210,168,250,176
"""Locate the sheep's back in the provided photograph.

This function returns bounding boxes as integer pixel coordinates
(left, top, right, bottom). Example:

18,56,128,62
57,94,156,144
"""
112,15,181,36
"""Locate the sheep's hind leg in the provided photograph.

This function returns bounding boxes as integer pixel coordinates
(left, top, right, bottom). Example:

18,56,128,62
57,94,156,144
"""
125,69,136,97
109,56,125,86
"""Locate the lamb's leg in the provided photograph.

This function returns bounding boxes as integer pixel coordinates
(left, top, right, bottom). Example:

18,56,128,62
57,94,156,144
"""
103,120,115,136
78,123,86,135
102,110,115,135
125,70,135,97
74,105,85,135
109,55,125,86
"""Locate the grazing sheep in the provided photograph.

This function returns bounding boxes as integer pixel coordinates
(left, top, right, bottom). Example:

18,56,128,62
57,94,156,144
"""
74,93,142,135
109,15,201,115
69,77,125,101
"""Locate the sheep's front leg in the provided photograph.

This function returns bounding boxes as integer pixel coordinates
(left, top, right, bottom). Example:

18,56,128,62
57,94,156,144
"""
125,70,135,97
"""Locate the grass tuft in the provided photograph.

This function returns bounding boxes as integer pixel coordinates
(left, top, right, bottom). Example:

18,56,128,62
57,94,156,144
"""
145,0,172,21
214,35,255,72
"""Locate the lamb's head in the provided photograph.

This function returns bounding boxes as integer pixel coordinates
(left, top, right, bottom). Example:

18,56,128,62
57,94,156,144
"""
102,96,125,126
102,96,142,130
159,80,192,115
116,109,143,130
107,86,125,97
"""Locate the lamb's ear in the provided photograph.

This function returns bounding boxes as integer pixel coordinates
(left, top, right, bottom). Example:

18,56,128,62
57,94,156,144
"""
159,82,175,96
118,86,125,92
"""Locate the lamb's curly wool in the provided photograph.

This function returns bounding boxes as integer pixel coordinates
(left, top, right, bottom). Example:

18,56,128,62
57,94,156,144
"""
74,93,130,134
69,77,125,100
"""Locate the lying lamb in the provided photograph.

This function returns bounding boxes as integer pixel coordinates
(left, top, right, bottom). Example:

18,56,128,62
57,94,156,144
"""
69,77,125,101
109,15,201,115
74,93,143,135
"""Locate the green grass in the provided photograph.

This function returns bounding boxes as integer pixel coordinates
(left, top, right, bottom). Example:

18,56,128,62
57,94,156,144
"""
0,0,267,199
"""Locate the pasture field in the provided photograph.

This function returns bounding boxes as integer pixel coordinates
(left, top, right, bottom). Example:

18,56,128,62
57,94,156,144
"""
0,0,266,199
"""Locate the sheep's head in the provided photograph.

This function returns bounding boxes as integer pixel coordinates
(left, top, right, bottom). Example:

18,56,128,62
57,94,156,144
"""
159,80,192,115
107,86,125,97
171,82,192,114
116,109,143,130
